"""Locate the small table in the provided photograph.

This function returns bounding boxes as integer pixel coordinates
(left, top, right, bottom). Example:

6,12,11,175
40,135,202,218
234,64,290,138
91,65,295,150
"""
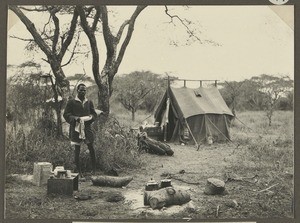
47,173,79,196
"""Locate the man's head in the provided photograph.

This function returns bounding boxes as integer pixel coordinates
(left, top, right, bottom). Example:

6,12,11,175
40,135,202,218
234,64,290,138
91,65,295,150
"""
77,83,87,99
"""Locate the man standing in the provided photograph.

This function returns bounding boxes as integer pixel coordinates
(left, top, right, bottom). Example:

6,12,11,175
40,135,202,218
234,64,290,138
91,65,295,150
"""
63,83,98,176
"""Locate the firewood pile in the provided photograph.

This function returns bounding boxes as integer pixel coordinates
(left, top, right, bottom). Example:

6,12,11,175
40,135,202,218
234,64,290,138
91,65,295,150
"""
144,187,191,209
143,179,191,209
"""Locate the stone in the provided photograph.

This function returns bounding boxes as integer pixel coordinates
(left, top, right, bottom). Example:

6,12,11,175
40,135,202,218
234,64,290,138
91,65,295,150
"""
204,178,226,195
33,162,52,186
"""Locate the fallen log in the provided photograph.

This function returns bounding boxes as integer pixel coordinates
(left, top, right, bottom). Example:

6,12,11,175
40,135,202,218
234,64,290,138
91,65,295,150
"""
144,187,191,209
91,176,133,188
204,178,226,195
138,134,174,156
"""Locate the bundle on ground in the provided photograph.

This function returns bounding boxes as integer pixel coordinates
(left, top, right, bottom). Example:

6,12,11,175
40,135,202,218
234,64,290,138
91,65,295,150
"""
138,133,174,156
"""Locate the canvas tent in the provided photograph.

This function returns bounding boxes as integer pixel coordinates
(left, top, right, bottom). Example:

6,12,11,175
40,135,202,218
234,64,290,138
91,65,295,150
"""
154,86,234,144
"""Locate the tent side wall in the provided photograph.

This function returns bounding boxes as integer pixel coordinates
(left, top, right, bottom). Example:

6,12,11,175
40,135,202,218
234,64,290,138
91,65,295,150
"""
178,114,232,144
203,114,233,142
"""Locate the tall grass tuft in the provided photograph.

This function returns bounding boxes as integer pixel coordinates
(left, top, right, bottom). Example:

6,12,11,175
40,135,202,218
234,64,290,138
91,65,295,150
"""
227,110,294,207
5,122,73,174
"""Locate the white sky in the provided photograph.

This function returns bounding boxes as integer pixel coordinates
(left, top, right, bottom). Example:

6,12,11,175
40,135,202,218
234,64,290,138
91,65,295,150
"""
7,5,294,85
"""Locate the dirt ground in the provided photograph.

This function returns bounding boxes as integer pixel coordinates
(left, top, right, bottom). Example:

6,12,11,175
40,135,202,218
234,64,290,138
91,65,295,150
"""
5,143,294,220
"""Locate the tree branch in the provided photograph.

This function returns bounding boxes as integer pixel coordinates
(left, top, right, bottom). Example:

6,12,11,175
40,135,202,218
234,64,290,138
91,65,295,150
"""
48,7,60,54
91,7,101,32
85,6,94,17
41,58,49,63
116,20,130,44
18,6,48,12
114,5,147,74
9,5,52,57
58,8,79,61
40,14,52,36
76,5,101,87
61,31,81,67
9,35,34,41
100,6,115,59
164,5,202,43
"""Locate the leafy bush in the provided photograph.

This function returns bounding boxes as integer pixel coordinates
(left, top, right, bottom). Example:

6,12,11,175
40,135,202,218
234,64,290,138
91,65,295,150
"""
91,115,142,172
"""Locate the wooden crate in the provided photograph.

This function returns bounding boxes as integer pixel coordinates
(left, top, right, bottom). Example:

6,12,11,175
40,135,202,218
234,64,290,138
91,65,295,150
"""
47,174,79,196
33,162,53,186
144,127,163,140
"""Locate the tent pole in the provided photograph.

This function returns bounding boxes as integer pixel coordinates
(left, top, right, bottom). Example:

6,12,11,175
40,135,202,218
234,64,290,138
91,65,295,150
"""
163,124,167,142
164,81,170,142
206,116,234,143
184,119,200,150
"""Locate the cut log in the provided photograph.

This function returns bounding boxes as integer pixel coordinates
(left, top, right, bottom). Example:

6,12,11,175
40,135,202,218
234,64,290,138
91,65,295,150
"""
139,136,174,156
91,176,133,188
145,187,191,209
204,178,226,195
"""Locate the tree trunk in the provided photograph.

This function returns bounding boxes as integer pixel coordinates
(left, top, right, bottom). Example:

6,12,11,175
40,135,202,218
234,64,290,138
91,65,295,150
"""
266,107,273,127
145,187,191,209
48,73,64,137
97,87,109,113
55,106,63,137
91,176,133,187
97,81,110,125
131,108,135,121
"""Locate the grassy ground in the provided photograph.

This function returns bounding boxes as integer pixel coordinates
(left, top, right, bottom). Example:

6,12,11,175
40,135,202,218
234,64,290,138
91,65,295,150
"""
5,110,294,220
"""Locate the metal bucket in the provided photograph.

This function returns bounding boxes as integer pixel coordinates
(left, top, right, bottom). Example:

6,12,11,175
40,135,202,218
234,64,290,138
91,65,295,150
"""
160,179,172,188
145,180,159,191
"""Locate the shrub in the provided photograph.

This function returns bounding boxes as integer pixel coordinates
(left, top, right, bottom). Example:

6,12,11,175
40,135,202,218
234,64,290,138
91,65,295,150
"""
91,115,142,172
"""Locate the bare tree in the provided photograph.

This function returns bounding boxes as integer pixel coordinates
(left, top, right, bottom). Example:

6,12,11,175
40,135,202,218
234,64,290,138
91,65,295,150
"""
9,5,79,136
76,6,147,117
223,81,244,117
114,71,162,121
76,5,210,119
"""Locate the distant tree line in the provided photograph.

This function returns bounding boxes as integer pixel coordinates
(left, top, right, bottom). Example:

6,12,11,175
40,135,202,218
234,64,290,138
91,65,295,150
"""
81,70,172,121
7,65,293,132
219,74,293,126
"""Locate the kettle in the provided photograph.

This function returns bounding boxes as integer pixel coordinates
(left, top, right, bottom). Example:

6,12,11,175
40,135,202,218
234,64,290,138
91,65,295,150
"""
53,166,64,177
145,179,159,191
